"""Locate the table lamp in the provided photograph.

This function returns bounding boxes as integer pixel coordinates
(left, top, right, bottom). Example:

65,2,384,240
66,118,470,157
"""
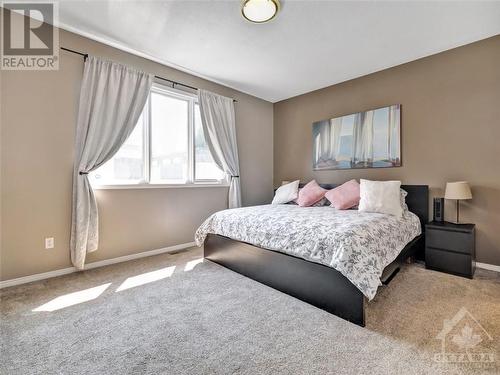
444,181,472,224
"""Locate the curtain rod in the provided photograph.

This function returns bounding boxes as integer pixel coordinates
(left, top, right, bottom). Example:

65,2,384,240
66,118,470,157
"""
60,47,237,102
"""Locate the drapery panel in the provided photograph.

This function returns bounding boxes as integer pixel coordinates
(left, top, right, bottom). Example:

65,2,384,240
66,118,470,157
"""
313,118,343,165
198,89,241,209
388,104,400,163
330,118,343,161
70,56,153,269
351,111,374,165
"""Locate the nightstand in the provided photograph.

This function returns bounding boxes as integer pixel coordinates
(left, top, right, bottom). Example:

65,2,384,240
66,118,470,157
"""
425,221,475,278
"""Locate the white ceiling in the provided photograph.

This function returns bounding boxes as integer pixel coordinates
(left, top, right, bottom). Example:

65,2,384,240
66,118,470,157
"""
56,1,500,103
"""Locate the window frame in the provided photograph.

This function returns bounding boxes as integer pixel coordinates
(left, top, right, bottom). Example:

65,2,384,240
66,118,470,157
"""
92,83,228,189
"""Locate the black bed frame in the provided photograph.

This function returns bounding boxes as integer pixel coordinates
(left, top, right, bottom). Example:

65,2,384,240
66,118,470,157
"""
204,184,429,327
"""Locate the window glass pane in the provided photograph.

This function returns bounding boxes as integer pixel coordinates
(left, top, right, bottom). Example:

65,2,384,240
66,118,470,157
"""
150,92,188,183
90,116,144,185
194,104,225,181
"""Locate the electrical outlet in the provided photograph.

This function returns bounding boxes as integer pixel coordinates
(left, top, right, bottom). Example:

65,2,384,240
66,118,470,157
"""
45,237,54,249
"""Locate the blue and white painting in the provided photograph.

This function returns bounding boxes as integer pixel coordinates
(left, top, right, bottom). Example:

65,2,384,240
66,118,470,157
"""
312,104,401,170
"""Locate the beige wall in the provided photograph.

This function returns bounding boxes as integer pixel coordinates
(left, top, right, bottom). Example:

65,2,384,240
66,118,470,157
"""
0,26,273,281
274,36,500,266
1,18,498,282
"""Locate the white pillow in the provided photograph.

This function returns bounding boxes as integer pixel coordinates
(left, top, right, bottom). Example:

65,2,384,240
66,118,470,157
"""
358,179,403,218
272,180,300,204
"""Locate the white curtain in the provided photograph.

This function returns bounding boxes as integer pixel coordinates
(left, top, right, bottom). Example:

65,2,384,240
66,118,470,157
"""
329,118,343,160
70,56,153,269
351,111,374,165
388,104,400,163
313,119,332,163
312,118,343,166
319,120,330,161
198,89,241,208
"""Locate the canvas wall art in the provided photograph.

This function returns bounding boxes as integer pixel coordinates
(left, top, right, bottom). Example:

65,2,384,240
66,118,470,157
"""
312,104,401,170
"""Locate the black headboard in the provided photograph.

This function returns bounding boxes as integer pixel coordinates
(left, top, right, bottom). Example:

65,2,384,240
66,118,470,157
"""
400,185,429,228
298,183,429,228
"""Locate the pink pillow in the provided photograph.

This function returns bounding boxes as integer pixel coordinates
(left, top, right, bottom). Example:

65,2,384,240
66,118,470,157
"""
296,180,327,207
292,189,327,206
325,179,360,210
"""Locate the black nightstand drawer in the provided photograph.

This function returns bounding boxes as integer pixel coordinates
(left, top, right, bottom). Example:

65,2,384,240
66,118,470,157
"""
426,229,473,254
426,248,473,277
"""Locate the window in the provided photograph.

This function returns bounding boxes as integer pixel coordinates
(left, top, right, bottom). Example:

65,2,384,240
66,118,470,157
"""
90,84,226,187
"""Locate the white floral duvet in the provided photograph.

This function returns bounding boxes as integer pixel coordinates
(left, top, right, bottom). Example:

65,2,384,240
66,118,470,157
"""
195,204,421,300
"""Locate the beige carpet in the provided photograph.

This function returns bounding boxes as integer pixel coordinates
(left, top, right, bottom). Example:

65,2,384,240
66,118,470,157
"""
1,247,499,374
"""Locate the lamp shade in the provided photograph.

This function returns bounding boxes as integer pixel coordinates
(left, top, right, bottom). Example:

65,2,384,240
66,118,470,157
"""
444,181,472,200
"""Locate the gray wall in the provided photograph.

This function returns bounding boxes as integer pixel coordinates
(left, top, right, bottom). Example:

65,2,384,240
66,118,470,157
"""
1,26,273,281
274,36,500,266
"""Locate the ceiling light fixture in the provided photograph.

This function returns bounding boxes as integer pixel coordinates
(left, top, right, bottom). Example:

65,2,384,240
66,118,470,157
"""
241,0,280,24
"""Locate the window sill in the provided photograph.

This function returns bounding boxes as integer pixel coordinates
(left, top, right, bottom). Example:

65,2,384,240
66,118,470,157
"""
92,183,229,190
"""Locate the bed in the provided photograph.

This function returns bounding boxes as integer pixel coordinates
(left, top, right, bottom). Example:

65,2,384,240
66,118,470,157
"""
195,184,428,326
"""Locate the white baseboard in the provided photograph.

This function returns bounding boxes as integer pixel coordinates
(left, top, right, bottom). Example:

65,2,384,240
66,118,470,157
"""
0,242,196,289
476,262,500,273
0,267,77,290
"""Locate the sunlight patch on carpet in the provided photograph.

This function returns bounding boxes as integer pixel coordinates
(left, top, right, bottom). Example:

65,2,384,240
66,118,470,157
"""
33,283,111,312
184,258,204,271
116,266,176,292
